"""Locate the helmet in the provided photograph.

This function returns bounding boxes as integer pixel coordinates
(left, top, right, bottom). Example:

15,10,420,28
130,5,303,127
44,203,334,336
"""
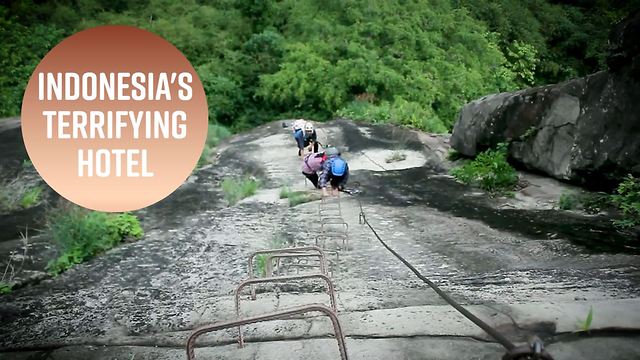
292,119,306,131
325,146,340,156
304,122,314,132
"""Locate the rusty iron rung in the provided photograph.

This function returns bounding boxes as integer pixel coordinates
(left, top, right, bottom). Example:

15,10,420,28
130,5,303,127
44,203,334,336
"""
319,205,341,212
186,304,348,360
320,222,348,236
234,273,338,348
320,196,341,203
316,232,349,251
248,246,329,300
265,253,327,277
319,201,341,208
321,217,347,223
248,246,327,279
320,216,348,224
319,208,342,216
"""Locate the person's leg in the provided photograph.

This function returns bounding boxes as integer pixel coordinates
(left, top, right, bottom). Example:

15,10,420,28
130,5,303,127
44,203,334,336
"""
337,173,347,191
303,172,319,189
330,177,341,196
309,173,319,188
294,130,304,156
304,138,314,154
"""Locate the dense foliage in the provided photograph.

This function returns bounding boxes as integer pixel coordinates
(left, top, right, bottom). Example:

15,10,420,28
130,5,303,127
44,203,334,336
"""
557,175,640,229
557,191,613,214
450,143,518,194
47,207,144,274
612,175,640,228
1,0,637,132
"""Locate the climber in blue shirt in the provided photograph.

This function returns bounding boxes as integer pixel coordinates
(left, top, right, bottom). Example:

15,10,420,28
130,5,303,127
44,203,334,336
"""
319,147,349,197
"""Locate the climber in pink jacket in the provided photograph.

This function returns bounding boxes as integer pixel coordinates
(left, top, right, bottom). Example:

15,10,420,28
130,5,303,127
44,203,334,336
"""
301,151,327,189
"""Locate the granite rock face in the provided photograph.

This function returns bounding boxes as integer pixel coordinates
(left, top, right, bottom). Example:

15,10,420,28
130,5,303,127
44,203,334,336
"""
451,11,640,188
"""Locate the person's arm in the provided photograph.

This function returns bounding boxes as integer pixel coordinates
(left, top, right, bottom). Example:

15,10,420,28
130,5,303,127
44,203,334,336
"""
305,131,317,152
318,160,330,190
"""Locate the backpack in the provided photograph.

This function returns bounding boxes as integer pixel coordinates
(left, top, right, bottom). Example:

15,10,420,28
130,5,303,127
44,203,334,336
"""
303,153,314,169
331,157,347,176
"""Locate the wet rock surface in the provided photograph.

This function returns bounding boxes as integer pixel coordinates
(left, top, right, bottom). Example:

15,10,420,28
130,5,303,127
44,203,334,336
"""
0,119,639,359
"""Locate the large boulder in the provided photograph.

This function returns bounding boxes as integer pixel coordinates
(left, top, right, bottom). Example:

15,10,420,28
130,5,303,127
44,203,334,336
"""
451,12,640,189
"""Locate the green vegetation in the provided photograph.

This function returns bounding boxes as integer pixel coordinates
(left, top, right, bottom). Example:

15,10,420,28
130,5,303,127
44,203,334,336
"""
519,126,538,141
2,1,636,131
279,186,292,199
581,192,614,215
255,253,269,277
558,192,579,210
197,123,232,168
19,186,41,209
0,281,12,294
557,191,613,213
336,99,449,133
450,143,518,195
0,229,29,295
280,186,321,207
460,0,636,85
385,150,407,164
0,183,43,213
254,235,292,276
612,175,640,229
556,176,640,230
288,192,321,207
221,176,259,205
447,149,464,161
0,6,64,116
576,306,594,332
47,207,144,275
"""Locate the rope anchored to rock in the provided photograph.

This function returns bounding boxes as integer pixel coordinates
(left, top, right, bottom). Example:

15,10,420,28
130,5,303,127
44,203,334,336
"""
352,189,553,360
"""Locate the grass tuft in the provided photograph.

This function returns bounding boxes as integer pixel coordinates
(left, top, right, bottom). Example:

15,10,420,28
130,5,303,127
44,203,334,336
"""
221,176,259,205
197,123,232,168
279,186,321,207
385,150,407,163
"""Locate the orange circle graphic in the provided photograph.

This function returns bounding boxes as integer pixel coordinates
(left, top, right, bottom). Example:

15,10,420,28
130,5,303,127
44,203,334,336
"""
21,25,208,212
